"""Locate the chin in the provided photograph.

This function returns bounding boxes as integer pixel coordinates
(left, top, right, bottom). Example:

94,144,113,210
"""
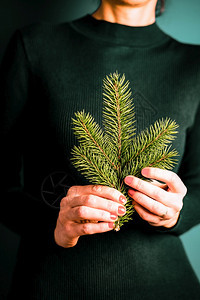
115,0,153,5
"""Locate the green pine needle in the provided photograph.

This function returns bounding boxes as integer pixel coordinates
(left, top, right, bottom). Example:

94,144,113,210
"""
70,71,179,231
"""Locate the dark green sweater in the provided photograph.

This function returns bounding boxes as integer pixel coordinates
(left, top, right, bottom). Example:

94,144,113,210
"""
0,14,200,300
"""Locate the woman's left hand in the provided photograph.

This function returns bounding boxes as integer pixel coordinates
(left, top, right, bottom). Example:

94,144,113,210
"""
124,167,187,228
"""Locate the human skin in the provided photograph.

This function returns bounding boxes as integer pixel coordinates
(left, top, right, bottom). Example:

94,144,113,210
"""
92,0,158,26
54,168,186,248
54,0,187,248
125,168,187,229
54,185,127,248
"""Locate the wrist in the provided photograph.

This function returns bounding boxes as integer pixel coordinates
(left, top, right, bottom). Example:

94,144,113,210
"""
54,219,79,248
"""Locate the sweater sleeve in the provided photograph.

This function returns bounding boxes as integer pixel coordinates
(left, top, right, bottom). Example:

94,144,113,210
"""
155,101,200,236
0,30,58,243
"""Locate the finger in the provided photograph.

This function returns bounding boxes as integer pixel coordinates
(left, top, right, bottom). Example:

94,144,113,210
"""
72,221,115,236
148,211,181,227
68,194,126,216
125,175,176,207
69,206,122,222
150,179,168,190
67,185,127,205
130,190,173,220
133,202,162,224
133,203,177,227
141,167,187,194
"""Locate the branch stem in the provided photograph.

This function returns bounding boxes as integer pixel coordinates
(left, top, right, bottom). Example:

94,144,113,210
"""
81,120,118,170
126,127,169,165
79,151,116,189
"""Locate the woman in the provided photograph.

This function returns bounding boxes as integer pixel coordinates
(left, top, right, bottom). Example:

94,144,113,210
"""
1,0,200,299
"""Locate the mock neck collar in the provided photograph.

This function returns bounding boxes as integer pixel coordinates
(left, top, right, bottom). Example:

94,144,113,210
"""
70,14,170,47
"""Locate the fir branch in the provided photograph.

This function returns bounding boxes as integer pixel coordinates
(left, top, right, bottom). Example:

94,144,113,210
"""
123,118,178,167
114,184,135,230
122,145,178,181
103,71,136,163
70,71,179,231
115,81,122,161
72,111,118,170
71,145,118,188
148,147,179,169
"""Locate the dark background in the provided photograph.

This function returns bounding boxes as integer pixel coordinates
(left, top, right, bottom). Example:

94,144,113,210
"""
0,0,200,298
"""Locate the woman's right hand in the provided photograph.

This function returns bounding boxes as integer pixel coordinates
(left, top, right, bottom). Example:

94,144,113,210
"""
54,184,127,248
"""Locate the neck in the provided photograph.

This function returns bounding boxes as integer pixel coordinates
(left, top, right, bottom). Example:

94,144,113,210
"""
92,0,158,27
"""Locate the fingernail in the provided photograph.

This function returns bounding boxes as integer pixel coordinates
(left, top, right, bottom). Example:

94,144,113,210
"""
125,177,132,184
108,222,115,229
118,206,126,215
110,214,118,220
142,168,148,176
119,195,127,204
128,189,134,196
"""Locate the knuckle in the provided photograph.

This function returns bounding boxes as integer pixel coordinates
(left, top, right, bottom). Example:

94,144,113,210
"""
100,210,107,220
179,200,183,211
98,211,104,220
151,202,160,213
92,185,103,193
135,179,143,191
166,210,174,219
111,188,118,198
67,185,78,196
111,188,120,201
152,188,162,201
183,186,187,196
169,171,178,183
77,206,86,218
175,198,183,211
135,192,143,203
60,196,68,207
84,194,93,206
81,223,90,235
107,201,116,213
108,187,119,202
150,167,160,179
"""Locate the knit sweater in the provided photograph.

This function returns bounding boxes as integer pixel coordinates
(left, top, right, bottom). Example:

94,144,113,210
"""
0,14,200,300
